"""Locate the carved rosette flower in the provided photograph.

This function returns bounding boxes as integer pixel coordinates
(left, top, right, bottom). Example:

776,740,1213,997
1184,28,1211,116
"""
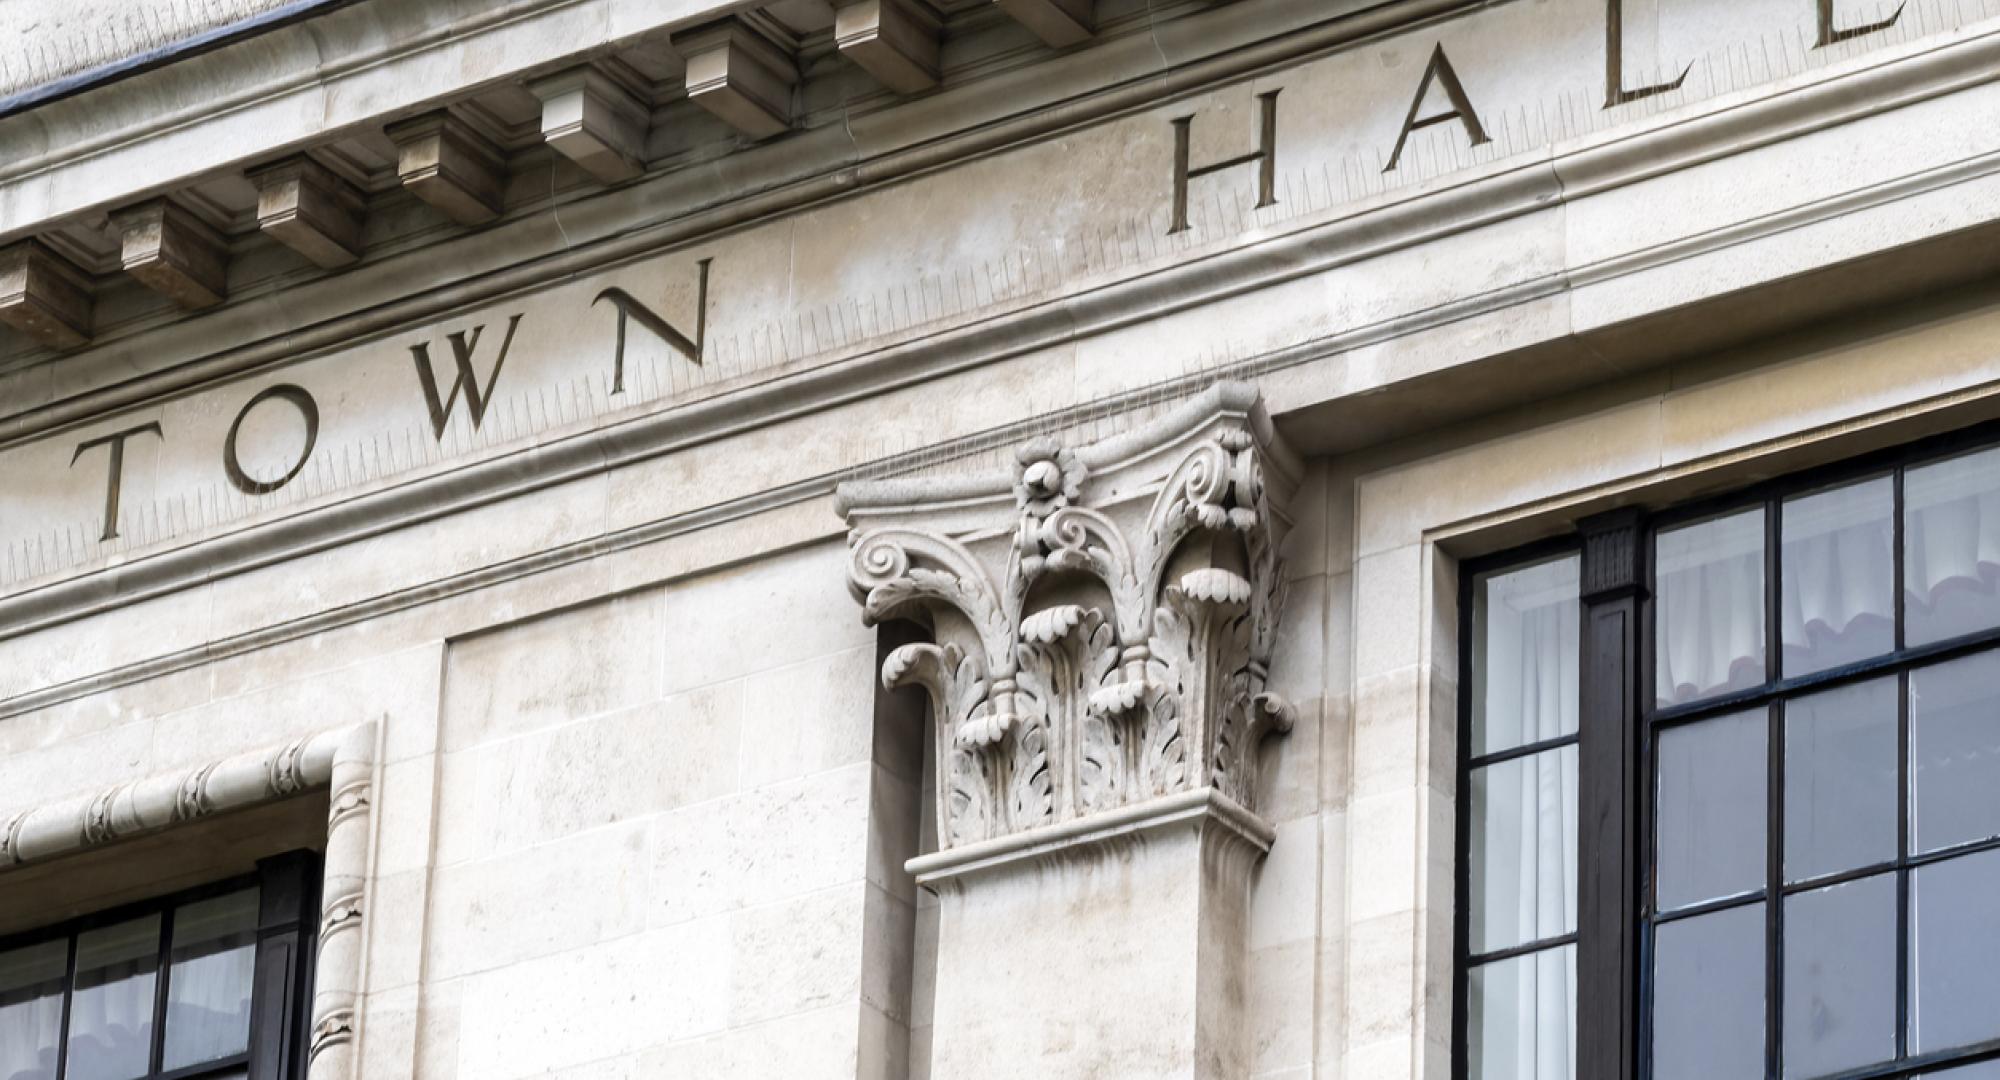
843,384,1299,852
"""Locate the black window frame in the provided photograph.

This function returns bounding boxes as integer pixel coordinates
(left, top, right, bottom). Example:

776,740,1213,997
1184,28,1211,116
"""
0,852,321,1080
1455,417,2000,1080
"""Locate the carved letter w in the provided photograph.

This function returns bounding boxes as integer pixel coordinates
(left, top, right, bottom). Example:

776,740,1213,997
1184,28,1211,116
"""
409,313,523,441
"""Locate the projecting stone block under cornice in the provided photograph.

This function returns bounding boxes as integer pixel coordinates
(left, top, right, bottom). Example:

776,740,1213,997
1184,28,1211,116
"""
674,18,799,140
528,66,650,185
112,199,228,311
248,156,365,270
0,240,93,350
386,111,508,226
836,0,943,95
995,0,1093,48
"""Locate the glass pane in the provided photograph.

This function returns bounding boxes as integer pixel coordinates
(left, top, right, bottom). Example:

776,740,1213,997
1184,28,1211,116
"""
1785,677,1898,882
162,888,260,1071
1906,445,2000,647
1473,555,1581,756
1657,509,1767,708
66,914,160,1080
0,939,67,1080
1652,903,1765,1080
1656,709,1767,911
1782,477,1895,677
1470,746,1578,954
1469,944,1575,1080
1783,873,1897,1078
1910,651,2000,855
1911,848,2000,1055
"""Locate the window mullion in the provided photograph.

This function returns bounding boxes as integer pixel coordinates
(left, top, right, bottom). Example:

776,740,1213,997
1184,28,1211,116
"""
1577,508,1647,1080
152,901,176,1075
54,931,78,1080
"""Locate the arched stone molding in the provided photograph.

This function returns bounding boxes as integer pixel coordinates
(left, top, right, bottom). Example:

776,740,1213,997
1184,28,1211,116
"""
0,721,378,1080
838,381,1301,1078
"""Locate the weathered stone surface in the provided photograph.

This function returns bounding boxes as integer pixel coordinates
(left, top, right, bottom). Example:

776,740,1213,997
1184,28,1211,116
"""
0,240,91,349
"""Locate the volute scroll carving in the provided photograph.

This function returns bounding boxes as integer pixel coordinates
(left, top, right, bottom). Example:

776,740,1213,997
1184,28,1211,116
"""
840,382,1302,851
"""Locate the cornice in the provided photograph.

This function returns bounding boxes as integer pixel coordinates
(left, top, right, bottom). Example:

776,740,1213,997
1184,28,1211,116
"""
0,0,1473,442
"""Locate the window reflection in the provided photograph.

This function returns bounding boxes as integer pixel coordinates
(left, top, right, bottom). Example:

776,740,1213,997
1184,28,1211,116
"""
1652,903,1765,1080
1656,709,1767,911
1470,944,1575,1080
1910,849,2000,1056
1783,873,1897,1078
1910,652,2000,856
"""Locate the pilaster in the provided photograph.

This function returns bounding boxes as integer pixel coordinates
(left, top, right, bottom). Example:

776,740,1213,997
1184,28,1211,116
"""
839,381,1301,1078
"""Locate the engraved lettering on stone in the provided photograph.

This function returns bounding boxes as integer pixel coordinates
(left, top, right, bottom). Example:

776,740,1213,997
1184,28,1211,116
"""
1605,0,1692,106
70,420,164,541
1384,43,1491,173
1168,89,1281,235
1816,0,1904,46
408,313,525,440
223,383,320,496
594,257,712,395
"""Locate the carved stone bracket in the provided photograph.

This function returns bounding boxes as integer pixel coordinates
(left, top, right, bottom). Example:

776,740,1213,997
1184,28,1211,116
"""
839,381,1301,858
0,723,378,1080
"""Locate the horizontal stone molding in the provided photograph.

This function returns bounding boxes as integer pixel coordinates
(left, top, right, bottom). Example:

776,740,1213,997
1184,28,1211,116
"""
0,721,372,868
906,785,1275,886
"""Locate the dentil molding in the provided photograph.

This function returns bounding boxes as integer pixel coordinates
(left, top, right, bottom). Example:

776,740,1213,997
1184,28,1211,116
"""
840,381,1301,863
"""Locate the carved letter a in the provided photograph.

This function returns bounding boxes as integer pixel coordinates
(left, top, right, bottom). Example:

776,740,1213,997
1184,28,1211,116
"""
409,313,523,441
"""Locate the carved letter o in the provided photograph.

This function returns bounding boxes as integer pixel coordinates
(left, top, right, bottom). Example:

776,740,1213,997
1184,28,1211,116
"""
223,384,320,496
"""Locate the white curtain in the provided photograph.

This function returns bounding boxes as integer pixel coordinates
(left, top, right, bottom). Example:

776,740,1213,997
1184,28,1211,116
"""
0,941,65,1080
1906,446,2000,646
1473,556,1579,1080
64,918,158,1080
162,890,258,1071
1656,510,1766,707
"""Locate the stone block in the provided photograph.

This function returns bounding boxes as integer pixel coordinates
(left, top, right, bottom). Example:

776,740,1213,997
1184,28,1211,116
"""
249,155,364,269
112,199,228,310
836,0,942,95
528,65,649,184
386,110,507,226
0,239,92,350
993,0,1093,48
675,18,798,140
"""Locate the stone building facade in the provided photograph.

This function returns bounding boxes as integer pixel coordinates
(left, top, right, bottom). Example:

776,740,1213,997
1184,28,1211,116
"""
2,0,1999,1077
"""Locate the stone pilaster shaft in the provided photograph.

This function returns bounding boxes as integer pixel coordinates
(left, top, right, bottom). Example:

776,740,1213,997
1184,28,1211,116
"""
838,382,1300,1078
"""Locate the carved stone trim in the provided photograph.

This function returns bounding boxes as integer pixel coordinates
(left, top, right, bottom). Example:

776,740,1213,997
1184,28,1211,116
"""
0,723,377,1080
909,785,1273,887
841,382,1300,855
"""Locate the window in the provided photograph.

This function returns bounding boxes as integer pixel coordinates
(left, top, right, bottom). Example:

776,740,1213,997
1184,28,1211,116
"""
0,855,319,1080
1457,430,2000,1080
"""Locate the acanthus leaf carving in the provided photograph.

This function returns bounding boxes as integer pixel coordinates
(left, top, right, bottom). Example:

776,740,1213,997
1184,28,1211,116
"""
843,384,1298,851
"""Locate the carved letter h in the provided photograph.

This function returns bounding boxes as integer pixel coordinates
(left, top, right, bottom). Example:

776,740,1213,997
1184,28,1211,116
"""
1169,90,1280,236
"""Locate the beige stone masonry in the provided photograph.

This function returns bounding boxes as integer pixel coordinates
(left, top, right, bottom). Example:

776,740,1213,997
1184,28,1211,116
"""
675,17,800,141
836,0,944,95
528,65,652,186
113,199,229,311
0,239,92,349
250,156,366,269
387,111,508,227
995,0,1094,48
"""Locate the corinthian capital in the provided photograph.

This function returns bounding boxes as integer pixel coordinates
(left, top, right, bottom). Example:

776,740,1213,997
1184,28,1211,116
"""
839,382,1302,854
